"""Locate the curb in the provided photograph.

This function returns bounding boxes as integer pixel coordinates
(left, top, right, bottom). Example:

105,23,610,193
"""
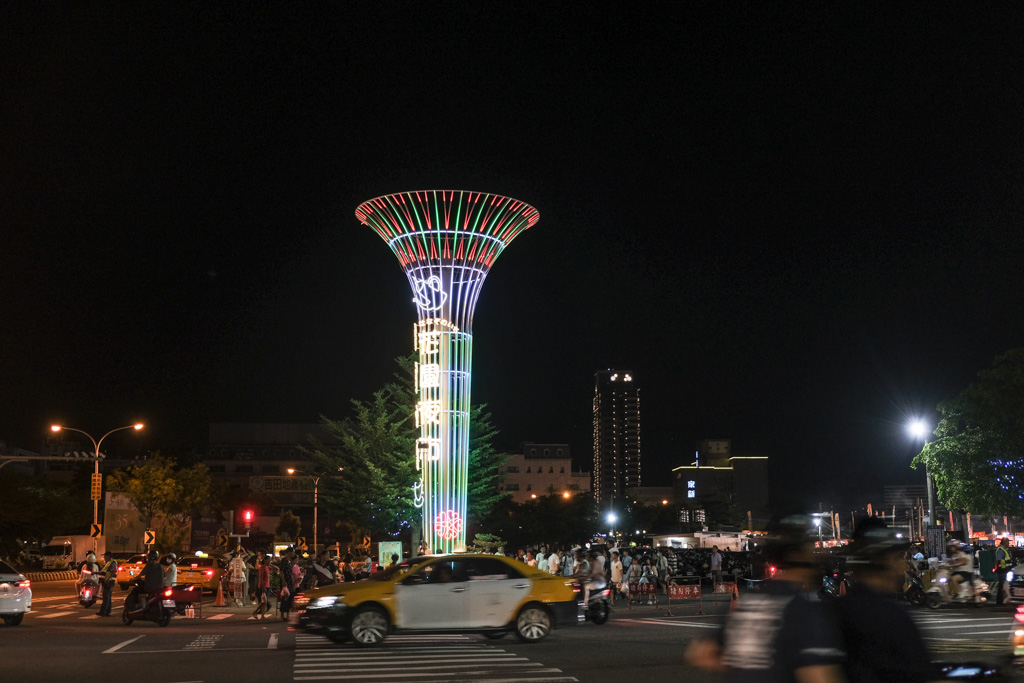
25,571,79,582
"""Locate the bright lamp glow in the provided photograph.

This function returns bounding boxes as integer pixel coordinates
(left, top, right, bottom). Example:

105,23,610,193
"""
907,419,929,440
607,512,618,524
356,190,537,554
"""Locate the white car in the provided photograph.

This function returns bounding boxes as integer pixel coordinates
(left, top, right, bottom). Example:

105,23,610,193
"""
0,560,32,625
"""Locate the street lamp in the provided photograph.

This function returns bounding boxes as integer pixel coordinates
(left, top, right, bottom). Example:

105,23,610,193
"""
287,466,342,553
907,418,936,536
50,423,144,546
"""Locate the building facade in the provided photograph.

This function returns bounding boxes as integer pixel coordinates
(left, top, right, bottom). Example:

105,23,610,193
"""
498,442,590,504
592,370,641,509
671,439,769,521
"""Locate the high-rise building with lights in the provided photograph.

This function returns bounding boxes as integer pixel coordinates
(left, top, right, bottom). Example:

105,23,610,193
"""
356,190,537,553
592,369,641,509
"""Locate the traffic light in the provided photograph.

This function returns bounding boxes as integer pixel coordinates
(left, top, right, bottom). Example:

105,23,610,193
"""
243,509,253,530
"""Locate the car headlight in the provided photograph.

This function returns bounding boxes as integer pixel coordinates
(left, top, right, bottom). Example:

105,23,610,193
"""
313,596,342,608
1008,571,1015,582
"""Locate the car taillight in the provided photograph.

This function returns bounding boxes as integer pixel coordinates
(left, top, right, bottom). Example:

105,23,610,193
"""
567,581,581,593
81,569,92,575
17,580,30,588
768,565,777,577
1016,606,1024,624
191,563,199,569
164,588,173,597
205,570,214,576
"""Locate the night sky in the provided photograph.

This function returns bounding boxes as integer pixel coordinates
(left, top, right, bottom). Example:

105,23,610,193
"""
3,4,1022,509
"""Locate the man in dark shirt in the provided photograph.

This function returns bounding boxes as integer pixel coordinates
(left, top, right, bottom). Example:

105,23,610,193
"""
686,513,846,682
835,518,940,683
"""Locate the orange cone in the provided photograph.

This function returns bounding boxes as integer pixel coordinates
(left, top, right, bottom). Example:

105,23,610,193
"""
214,580,226,607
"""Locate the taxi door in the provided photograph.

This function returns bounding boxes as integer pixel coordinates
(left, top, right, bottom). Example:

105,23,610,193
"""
394,558,469,629
463,558,531,628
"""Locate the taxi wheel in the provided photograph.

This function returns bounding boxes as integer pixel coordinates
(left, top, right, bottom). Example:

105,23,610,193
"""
350,606,389,646
515,604,552,643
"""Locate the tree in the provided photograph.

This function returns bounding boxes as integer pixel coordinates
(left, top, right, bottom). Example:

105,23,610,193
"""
913,348,1024,517
0,472,89,559
106,452,214,549
276,510,301,542
304,388,418,540
304,354,505,541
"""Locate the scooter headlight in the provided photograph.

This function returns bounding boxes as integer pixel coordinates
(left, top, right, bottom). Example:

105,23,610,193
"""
938,576,947,584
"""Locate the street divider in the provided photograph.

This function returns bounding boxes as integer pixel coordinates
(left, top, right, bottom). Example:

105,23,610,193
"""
24,571,78,581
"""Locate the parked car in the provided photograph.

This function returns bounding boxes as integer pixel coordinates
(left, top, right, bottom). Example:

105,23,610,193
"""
292,554,582,645
176,556,226,592
0,560,32,626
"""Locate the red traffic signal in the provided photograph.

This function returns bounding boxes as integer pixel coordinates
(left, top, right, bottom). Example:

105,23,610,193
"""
243,509,254,529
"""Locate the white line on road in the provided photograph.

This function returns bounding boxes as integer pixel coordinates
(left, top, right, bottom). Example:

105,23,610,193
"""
269,633,279,649
80,614,100,619
293,670,569,681
206,614,232,620
103,635,145,654
38,611,75,619
614,617,720,628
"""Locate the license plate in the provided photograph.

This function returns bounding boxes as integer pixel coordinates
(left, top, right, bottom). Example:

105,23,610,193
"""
161,600,175,608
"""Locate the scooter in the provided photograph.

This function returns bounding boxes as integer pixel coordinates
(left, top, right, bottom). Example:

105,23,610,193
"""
122,582,176,627
77,570,99,608
902,569,926,607
583,579,611,625
926,563,990,609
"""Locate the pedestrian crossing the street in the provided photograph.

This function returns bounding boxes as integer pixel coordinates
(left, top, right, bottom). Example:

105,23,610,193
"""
292,633,580,682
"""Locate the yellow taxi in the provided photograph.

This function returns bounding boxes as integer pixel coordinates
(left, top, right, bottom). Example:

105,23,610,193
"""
176,555,226,591
292,554,583,645
116,555,148,590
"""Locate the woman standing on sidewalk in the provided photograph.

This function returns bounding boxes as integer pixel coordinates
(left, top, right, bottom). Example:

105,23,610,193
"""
253,553,272,619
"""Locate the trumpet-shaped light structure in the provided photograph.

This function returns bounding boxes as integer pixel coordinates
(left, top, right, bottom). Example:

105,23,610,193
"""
356,190,538,553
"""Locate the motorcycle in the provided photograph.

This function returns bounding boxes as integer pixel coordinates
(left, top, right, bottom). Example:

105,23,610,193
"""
77,570,99,608
122,582,176,627
583,579,611,625
902,569,927,607
926,563,990,609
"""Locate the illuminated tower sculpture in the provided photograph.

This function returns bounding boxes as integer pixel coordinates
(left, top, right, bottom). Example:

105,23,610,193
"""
355,190,538,553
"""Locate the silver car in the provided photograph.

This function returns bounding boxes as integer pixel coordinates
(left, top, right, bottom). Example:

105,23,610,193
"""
0,560,32,625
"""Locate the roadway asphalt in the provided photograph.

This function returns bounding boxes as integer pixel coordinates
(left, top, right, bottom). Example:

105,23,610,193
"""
6,580,1023,682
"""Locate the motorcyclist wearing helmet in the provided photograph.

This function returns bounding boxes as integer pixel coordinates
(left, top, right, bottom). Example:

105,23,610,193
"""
126,550,165,612
685,511,846,682
163,552,178,587
77,550,101,593
835,517,940,682
946,541,975,600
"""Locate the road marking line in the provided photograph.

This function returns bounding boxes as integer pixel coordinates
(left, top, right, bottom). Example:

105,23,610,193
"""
292,670,568,681
80,614,100,619
295,656,524,666
268,633,279,649
614,617,719,628
38,611,75,618
206,613,232,620
104,635,145,654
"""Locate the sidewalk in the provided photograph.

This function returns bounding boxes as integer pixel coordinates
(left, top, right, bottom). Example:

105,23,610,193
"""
186,589,288,621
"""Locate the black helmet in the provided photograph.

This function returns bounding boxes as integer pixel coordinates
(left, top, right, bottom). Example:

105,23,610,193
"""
847,517,909,565
147,550,159,561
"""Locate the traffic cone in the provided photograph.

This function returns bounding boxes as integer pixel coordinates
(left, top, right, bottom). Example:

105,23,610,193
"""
214,580,226,607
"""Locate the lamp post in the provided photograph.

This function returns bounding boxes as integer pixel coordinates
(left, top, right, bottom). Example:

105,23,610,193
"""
907,418,935,536
287,467,342,553
50,423,144,546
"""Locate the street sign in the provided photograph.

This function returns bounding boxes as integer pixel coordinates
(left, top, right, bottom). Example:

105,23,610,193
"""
90,473,102,501
297,537,307,548
90,523,103,538
217,533,229,547
144,530,156,545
